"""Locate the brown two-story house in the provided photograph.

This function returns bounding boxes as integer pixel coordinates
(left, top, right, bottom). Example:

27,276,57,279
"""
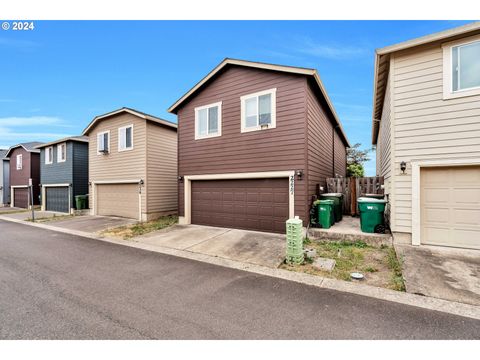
169,59,350,233
5,142,43,208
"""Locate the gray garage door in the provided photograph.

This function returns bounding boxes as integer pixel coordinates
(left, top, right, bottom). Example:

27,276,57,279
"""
46,187,70,213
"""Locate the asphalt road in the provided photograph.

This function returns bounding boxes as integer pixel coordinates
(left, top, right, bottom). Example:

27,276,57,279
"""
0,220,479,339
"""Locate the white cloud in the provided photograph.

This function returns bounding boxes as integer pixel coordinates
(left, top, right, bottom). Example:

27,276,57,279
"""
294,37,368,60
0,116,65,127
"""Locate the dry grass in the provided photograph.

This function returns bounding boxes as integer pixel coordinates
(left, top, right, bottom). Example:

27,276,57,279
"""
281,240,406,291
101,215,178,240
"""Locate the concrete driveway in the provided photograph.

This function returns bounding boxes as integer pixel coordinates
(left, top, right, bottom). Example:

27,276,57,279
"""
396,244,480,306
46,215,136,234
138,225,286,268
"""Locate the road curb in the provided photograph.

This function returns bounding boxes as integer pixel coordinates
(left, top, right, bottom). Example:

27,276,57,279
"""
1,215,479,321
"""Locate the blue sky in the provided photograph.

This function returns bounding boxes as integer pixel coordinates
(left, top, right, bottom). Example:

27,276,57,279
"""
0,20,472,174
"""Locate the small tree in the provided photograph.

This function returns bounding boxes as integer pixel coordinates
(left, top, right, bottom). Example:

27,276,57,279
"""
347,143,371,178
347,163,364,178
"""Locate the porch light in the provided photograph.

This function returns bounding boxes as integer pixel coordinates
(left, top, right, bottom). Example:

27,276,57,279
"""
400,161,407,174
295,169,304,180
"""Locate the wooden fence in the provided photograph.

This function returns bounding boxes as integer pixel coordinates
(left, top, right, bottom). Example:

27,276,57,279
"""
326,176,384,216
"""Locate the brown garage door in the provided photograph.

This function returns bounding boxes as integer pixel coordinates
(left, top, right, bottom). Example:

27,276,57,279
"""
14,188,29,208
421,166,480,249
191,178,289,233
96,183,139,219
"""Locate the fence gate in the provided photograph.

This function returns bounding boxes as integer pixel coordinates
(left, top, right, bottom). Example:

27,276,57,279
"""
326,176,384,216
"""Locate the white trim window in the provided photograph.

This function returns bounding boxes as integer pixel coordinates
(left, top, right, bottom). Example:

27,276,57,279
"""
443,36,480,99
97,130,110,154
194,102,222,140
57,143,67,163
452,40,480,92
240,88,276,133
16,154,22,170
45,146,54,164
118,124,134,151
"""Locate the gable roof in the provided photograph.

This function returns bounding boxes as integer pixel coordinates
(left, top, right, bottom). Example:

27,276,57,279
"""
372,21,480,145
0,149,8,160
168,58,350,147
35,136,89,149
82,107,177,135
5,142,44,157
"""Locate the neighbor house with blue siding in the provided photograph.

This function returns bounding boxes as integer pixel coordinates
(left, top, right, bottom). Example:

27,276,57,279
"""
36,136,89,213
0,149,10,206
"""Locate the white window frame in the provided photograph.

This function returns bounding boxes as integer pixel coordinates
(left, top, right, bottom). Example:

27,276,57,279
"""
240,88,277,133
57,143,67,163
97,130,110,155
442,34,480,100
45,146,54,165
194,102,222,140
16,154,22,170
118,124,134,152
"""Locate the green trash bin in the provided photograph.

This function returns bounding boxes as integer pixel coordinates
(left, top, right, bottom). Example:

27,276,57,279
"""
75,195,87,210
357,197,387,233
319,193,343,222
317,199,335,229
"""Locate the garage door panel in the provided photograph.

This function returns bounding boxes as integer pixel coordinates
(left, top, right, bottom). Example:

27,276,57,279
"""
14,188,29,208
421,166,480,249
191,178,289,233
97,184,138,219
45,187,69,213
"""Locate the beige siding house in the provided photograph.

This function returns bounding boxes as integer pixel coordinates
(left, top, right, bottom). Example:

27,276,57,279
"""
83,108,177,221
373,22,480,250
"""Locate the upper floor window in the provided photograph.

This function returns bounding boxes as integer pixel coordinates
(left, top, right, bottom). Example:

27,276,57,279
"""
16,154,22,170
97,131,110,155
57,143,66,162
240,88,276,133
118,125,133,151
452,40,480,92
194,102,222,140
443,36,480,99
45,146,53,164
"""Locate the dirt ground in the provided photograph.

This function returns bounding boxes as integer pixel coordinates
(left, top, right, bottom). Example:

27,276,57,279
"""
281,240,405,291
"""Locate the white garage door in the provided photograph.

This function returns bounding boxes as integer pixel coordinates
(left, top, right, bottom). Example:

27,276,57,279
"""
96,183,139,219
421,166,480,249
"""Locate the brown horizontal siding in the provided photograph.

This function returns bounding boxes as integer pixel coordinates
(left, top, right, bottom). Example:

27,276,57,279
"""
9,147,40,205
177,66,308,222
306,81,347,210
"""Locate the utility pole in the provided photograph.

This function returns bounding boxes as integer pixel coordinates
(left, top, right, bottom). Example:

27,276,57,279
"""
29,178,35,222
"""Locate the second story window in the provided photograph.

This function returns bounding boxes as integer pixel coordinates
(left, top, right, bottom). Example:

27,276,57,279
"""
241,88,276,133
118,125,133,151
45,146,53,164
97,131,110,155
57,143,66,162
195,102,222,140
452,40,480,92
16,154,22,170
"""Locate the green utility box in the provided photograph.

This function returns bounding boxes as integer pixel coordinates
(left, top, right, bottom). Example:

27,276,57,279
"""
317,199,334,229
286,217,304,264
75,195,88,210
319,193,343,222
357,197,387,233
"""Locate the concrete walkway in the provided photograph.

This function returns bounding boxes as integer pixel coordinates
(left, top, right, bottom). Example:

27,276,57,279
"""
396,244,480,306
48,215,136,233
138,225,286,268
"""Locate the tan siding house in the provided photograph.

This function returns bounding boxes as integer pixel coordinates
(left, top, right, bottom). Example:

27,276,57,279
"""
83,108,177,221
372,22,480,250
169,58,349,234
